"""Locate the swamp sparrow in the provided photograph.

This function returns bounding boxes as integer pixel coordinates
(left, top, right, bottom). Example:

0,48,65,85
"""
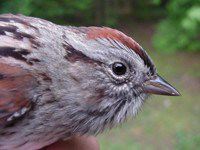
0,14,180,150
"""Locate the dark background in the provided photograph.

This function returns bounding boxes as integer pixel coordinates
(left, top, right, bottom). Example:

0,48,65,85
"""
0,0,199,149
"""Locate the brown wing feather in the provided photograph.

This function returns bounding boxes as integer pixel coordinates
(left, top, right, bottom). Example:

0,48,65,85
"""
0,14,39,126
0,62,37,126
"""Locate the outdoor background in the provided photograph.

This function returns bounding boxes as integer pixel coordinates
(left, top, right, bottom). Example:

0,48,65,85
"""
0,0,199,149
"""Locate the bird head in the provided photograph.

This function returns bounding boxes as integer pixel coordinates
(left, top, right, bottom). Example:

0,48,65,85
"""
62,27,180,134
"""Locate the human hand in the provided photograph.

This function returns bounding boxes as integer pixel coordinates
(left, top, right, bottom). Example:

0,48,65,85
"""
44,136,99,150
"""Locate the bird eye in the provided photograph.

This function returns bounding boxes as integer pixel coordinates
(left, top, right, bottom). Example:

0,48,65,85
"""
112,62,127,76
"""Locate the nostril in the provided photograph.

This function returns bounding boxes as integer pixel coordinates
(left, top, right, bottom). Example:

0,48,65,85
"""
147,71,151,77
132,69,136,75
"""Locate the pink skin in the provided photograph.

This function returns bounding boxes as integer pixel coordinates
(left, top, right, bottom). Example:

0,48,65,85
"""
43,136,99,150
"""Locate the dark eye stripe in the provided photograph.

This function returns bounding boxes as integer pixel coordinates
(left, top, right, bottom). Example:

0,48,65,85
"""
63,43,102,65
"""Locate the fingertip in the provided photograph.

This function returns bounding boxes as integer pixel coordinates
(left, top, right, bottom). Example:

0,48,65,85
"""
44,136,99,150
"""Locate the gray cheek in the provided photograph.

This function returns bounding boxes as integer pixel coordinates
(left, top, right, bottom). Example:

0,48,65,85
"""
62,62,103,104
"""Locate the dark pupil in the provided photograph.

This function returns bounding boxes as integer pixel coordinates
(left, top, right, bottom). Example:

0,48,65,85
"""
112,62,127,75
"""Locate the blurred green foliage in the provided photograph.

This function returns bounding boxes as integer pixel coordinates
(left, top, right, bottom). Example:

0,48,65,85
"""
153,0,200,52
0,0,121,26
130,0,166,20
0,0,93,25
175,131,200,150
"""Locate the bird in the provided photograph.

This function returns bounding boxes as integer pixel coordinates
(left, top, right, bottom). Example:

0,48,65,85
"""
0,14,180,150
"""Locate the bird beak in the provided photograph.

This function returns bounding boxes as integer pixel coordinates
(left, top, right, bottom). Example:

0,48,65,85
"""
143,75,180,96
